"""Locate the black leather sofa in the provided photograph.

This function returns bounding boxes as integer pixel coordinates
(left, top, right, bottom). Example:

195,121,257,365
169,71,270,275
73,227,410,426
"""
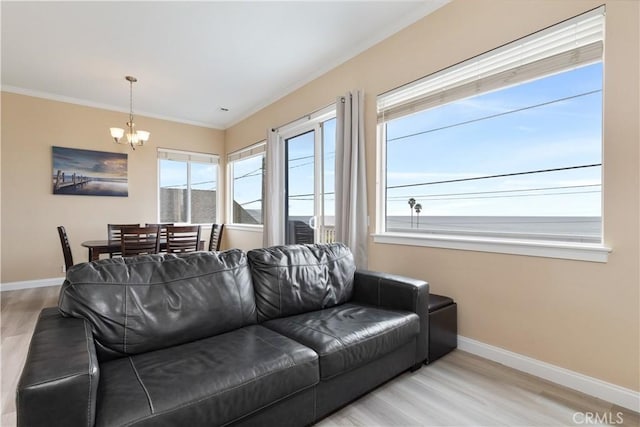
17,243,429,427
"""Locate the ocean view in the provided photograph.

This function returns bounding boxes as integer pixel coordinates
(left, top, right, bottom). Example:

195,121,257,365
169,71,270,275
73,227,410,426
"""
386,215,601,243
286,215,601,244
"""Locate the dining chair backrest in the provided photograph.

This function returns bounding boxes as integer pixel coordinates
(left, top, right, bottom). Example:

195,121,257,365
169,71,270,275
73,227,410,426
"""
57,226,74,270
108,223,140,257
145,223,174,241
120,225,161,257
208,224,224,251
166,225,201,253
107,223,141,244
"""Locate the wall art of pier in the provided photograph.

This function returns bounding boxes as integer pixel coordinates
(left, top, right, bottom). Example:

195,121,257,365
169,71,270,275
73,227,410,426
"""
52,169,128,197
53,170,91,192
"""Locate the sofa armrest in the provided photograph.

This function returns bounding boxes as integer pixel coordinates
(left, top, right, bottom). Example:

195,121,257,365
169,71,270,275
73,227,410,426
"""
17,307,99,427
352,270,429,364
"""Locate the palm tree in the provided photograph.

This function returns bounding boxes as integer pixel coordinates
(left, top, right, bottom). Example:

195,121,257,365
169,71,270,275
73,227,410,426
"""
414,203,422,228
408,198,416,228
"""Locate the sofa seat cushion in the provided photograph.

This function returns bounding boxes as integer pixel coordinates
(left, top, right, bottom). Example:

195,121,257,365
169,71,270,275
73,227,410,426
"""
95,325,318,427
263,303,419,380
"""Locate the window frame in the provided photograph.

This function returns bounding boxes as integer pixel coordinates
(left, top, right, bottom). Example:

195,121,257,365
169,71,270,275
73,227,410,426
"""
157,148,220,225
226,141,266,230
278,108,336,245
264,102,337,245
374,7,611,263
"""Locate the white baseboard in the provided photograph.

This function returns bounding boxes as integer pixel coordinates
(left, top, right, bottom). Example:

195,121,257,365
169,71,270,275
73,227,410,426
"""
458,335,640,413
1,277,64,291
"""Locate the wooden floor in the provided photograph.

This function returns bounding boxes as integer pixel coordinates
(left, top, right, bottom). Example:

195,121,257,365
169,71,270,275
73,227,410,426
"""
1,286,638,427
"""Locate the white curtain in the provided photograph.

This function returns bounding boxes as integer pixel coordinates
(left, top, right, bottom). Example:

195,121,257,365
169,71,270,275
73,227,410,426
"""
335,90,368,268
263,129,285,247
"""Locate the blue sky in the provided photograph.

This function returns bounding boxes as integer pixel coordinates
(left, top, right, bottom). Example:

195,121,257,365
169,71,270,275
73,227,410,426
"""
159,160,217,191
284,118,336,219
385,62,603,217
232,155,263,210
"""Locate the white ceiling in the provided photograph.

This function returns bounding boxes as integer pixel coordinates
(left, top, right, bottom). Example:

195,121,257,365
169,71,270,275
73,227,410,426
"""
1,1,448,130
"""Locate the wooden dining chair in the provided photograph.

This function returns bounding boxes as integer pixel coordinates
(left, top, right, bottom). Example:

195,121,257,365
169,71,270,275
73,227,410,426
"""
145,223,174,242
166,225,201,253
108,223,140,257
208,224,224,251
57,226,74,271
120,225,161,257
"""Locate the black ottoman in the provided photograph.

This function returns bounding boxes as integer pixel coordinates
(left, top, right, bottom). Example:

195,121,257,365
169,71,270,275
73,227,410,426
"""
428,294,457,363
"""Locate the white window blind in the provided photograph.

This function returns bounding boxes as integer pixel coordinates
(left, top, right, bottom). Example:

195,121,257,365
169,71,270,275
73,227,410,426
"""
377,6,604,122
227,142,266,162
158,148,219,164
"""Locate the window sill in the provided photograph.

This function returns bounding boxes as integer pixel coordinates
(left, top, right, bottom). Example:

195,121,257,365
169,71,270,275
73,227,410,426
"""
225,224,263,233
371,232,611,263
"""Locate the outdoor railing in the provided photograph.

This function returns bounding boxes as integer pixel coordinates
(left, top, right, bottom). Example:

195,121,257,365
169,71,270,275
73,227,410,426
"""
319,225,336,244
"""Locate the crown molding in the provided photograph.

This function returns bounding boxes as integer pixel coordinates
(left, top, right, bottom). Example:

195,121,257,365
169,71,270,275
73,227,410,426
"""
1,85,223,130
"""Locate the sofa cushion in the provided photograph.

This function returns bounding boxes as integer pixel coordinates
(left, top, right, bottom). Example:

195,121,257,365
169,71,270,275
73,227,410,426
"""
59,250,257,360
95,325,319,427
248,243,356,322
263,303,419,379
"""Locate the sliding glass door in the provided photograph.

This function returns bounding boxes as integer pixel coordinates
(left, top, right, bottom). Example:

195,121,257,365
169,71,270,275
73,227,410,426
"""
284,117,336,244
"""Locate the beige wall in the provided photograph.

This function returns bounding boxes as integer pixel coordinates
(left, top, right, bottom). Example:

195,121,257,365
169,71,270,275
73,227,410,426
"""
223,227,264,252
225,0,640,392
0,92,225,283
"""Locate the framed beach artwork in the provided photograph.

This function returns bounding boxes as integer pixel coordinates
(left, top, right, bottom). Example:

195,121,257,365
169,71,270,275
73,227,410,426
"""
52,146,128,197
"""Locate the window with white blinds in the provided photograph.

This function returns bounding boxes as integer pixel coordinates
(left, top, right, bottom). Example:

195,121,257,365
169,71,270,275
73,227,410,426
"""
376,7,605,254
227,142,266,226
158,148,219,224
378,7,604,122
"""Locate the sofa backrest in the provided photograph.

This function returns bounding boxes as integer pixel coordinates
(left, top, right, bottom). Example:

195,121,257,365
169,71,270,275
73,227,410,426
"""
58,250,256,361
248,243,356,322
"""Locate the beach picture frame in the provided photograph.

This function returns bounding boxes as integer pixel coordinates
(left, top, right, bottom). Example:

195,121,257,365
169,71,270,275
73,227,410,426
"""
52,146,128,197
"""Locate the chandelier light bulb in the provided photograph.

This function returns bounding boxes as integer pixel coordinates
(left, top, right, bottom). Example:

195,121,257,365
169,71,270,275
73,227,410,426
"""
110,127,124,142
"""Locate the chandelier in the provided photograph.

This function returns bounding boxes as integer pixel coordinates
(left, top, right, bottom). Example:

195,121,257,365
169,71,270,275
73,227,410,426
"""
109,75,150,150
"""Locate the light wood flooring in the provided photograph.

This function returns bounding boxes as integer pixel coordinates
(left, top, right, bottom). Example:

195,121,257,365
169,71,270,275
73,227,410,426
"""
1,285,638,427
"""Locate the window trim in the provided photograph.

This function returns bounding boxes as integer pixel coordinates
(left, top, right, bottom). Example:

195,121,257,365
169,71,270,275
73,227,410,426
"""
374,7,609,262
226,142,266,227
371,232,611,263
157,148,220,225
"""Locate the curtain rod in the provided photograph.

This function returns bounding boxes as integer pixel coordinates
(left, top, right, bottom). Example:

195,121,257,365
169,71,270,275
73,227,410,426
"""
270,99,339,133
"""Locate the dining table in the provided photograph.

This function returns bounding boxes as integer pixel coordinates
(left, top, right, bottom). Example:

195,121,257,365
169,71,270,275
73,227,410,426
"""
81,239,205,262
81,240,120,262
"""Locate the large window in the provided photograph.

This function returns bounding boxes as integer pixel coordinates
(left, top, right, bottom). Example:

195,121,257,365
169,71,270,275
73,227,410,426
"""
158,149,219,224
227,143,265,225
376,8,606,257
